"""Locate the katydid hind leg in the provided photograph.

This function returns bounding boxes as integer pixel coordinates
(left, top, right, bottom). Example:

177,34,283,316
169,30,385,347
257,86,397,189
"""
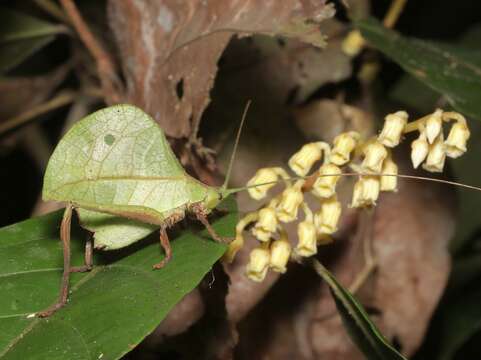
38,204,74,317
70,238,94,273
153,228,172,269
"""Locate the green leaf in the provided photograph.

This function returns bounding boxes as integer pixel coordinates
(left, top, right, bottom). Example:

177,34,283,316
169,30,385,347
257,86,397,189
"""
0,7,66,73
0,203,235,359
312,260,407,360
357,18,481,120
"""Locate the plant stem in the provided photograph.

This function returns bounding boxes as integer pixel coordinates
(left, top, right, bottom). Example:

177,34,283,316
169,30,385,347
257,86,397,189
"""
383,0,408,29
59,0,123,104
0,91,76,135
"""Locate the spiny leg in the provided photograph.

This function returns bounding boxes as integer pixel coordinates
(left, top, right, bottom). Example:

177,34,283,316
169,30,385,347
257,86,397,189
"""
70,238,93,273
153,228,172,269
38,204,73,317
193,209,232,244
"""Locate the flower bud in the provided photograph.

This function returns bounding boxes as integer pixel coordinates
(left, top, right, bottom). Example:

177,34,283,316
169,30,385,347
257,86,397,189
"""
288,143,323,176
445,121,470,158
277,183,304,223
378,111,408,148
311,163,342,199
315,197,342,234
295,220,318,257
330,132,359,166
247,168,279,200
270,239,291,273
342,30,365,57
410,132,429,169
425,109,443,144
361,141,388,173
422,135,446,173
350,176,380,208
252,207,277,242
380,157,398,192
246,247,270,282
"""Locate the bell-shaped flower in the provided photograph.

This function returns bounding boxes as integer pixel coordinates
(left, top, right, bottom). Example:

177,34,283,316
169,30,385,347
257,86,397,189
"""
225,212,259,263
422,135,446,173
425,109,443,144
295,220,318,257
378,111,408,148
361,141,388,173
277,182,304,223
288,143,323,176
311,163,342,199
246,247,270,282
350,176,381,208
247,167,286,200
330,132,359,166
380,156,398,192
252,207,277,242
315,196,342,234
445,121,470,158
411,131,429,169
269,238,291,273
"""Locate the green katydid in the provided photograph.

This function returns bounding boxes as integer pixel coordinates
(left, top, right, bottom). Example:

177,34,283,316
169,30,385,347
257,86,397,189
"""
39,103,253,317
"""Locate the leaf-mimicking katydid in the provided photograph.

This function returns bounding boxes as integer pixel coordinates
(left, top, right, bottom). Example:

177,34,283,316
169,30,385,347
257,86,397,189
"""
39,103,251,317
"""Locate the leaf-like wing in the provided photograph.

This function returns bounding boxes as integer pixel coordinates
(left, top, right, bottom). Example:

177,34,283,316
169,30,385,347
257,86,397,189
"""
43,104,206,223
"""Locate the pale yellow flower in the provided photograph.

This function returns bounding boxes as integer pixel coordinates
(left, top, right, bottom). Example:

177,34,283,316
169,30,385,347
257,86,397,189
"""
270,238,291,273
361,141,388,173
423,134,446,173
445,122,470,158
288,143,323,176
295,220,318,257
330,132,360,166
277,181,304,223
342,30,365,57
411,131,429,169
252,207,278,242
380,157,398,192
246,247,270,282
378,111,408,148
350,176,381,208
425,109,443,144
247,167,288,200
315,197,342,234
311,163,342,199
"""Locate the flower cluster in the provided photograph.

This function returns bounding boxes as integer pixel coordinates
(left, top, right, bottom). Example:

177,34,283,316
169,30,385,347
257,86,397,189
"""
226,109,470,282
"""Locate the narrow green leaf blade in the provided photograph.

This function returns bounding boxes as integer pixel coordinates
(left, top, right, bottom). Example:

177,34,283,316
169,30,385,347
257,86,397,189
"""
0,204,235,359
312,260,407,360
357,18,481,120
0,7,65,73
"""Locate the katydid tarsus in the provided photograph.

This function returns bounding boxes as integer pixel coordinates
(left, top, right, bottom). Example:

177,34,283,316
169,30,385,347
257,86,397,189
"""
39,103,256,317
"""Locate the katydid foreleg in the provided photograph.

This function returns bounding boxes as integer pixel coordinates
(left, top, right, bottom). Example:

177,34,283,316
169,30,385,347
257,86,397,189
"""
153,228,172,269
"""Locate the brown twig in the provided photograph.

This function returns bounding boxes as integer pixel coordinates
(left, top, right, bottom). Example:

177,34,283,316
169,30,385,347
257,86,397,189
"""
0,91,77,135
60,0,123,104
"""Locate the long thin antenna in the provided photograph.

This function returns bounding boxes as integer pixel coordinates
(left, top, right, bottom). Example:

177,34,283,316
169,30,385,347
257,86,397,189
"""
222,100,252,190
224,171,481,196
